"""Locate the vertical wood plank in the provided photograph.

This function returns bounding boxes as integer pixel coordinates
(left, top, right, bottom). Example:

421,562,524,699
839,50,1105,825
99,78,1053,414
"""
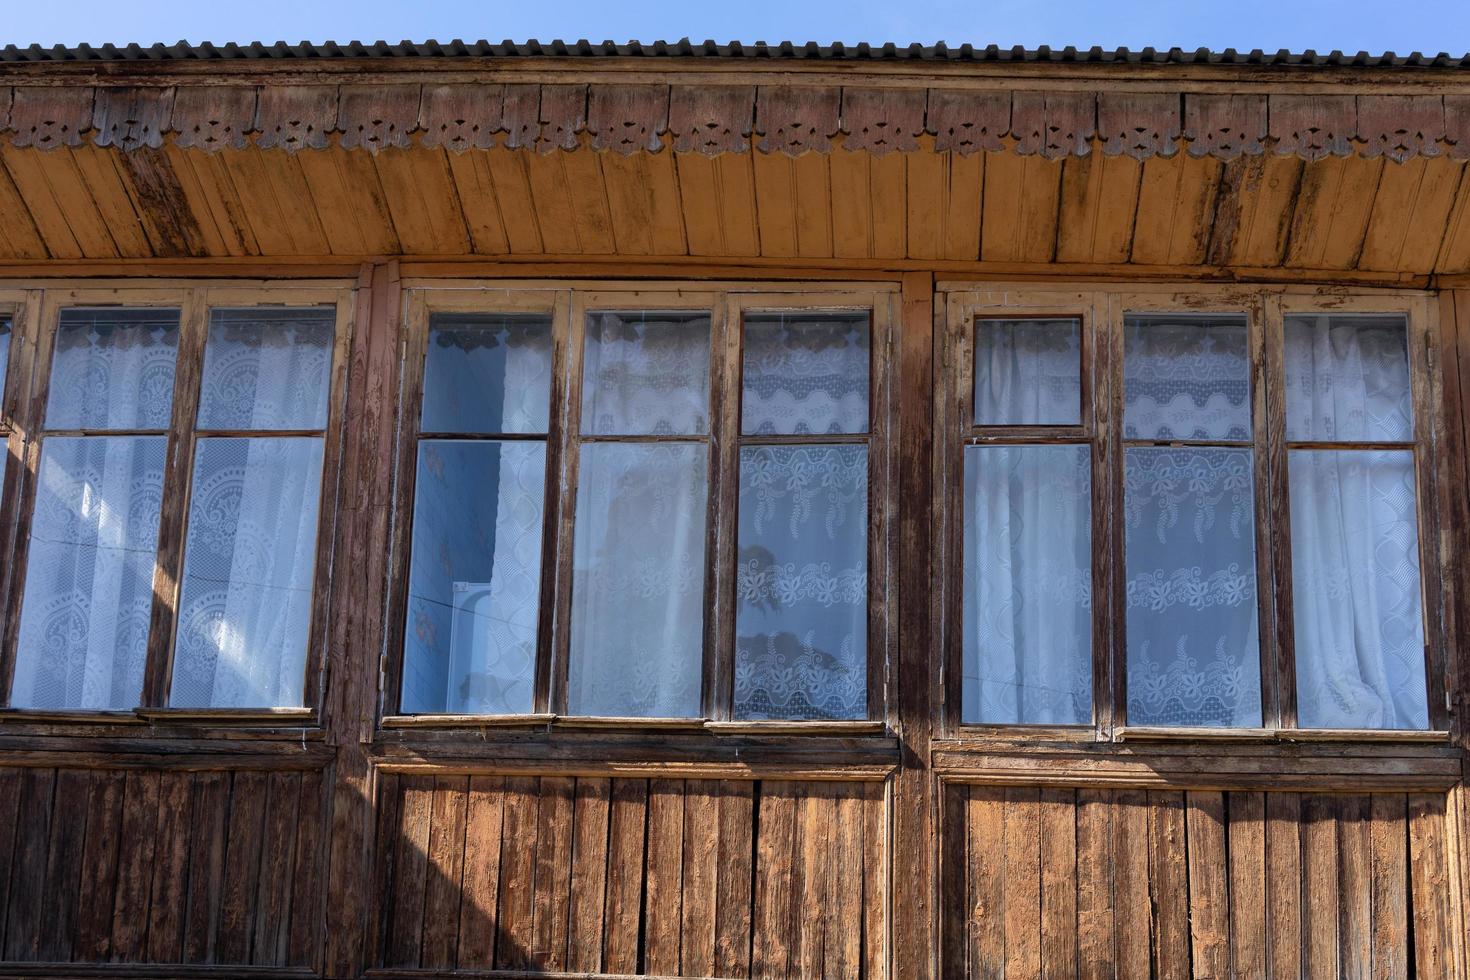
444,150,512,254
1227,791,1268,979
384,773,433,969
967,785,1006,977
4,767,55,961
1408,793,1452,980
680,780,720,977
1147,791,1190,980
108,770,160,963
38,769,90,962
215,770,267,965
565,777,610,974
644,778,687,976
752,780,797,979
143,771,194,964
1266,792,1304,980
1186,791,1230,979
181,771,229,964
1302,794,1341,980
73,770,125,962
1369,794,1409,980
420,776,469,970
1076,788,1115,980
715,779,756,979
861,780,887,980
1038,787,1077,977
253,771,301,966
830,150,873,259
1002,787,1042,979
825,784,865,980
943,150,985,261
493,775,540,971
602,778,648,975
456,775,506,971
287,770,326,970
751,153,799,258
939,783,968,979
794,786,832,978
529,775,574,972
1338,794,1373,979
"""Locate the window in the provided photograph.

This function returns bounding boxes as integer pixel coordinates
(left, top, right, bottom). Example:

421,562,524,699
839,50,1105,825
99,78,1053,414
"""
947,288,1441,735
3,292,347,714
391,287,893,724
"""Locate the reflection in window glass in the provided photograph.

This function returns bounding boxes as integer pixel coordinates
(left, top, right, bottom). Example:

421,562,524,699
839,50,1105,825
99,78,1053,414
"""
171,437,324,708
568,443,708,717
46,309,180,430
1124,448,1262,727
742,313,869,435
1285,314,1413,443
421,315,554,435
974,318,1082,426
735,445,867,720
402,441,545,715
12,436,167,709
0,317,11,408
581,311,710,436
197,308,334,431
1289,450,1426,729
1124,315,1250,441
963,444,1092,725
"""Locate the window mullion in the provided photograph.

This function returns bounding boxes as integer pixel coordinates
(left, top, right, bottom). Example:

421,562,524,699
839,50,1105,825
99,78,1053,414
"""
1250,293,1283,730
706,293,741,722
1102,292,1128,737
1262,293,1298,730
546,290,584,717
140,287,208,709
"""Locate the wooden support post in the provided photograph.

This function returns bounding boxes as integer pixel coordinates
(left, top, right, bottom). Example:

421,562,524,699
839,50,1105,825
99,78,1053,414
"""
323,260,402,977
892,270,937,980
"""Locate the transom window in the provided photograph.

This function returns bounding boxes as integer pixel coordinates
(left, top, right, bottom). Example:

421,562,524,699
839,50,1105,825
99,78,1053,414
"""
946,288,1442,735
0,290,348,714
390,286,894,724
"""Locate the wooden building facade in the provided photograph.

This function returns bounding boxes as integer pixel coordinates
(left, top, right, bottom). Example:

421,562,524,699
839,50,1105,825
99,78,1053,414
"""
0,41,1466,978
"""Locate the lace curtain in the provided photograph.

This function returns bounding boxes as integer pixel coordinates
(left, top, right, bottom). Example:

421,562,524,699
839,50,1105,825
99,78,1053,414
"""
170,310,333,708
567,313,711,717
403,316,552,715
1285,315,1427,729
12,310,178,709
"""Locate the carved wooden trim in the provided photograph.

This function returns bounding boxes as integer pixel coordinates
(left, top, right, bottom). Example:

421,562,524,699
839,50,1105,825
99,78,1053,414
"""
668,84,754,155
1447,95,1470,161
501,83,541,150
418,83,503,151
587,84,669,154
9,86,92,149
1358,94,1445,162
1097,92,1180,159
254,85,336,151
926,89,1008,154
338,84,419,152
536,84,587,152
91,87,175,151
1183,93,1267,159
755,85,840,155
1269,94,1356,161
841,88,925,155
1011,91,1097,158
170,86,256,152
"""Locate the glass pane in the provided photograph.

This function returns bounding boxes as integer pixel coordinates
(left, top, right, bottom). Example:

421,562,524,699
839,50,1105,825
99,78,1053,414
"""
568,442,707,717
963,444,1092,725
1289,450,1427,729
742,313,869,435
197,308,334,431
974,318,1082,426
0,317,11,405
422,314,554,435
1124,448,1262,727
581,311,710,436
735,445,868,720
1124,315,1250,441
401,440,546,715
46,309,180,431
11,435,166,709
1285,314,1413,443
170,437,325,708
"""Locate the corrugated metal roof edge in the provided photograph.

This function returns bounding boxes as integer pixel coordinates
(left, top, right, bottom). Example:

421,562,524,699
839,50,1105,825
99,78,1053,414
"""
1,39,1468,67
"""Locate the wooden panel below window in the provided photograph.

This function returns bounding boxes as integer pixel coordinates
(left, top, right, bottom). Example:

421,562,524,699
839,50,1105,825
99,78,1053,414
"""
0,764,327,972
370,774,888,978
941,783,1461,979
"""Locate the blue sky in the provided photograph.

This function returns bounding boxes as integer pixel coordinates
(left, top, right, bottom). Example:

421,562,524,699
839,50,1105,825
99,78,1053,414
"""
1,0,1467,54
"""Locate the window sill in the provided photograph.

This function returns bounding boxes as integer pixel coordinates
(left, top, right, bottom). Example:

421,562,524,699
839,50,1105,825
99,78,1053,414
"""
0,708,147,726
704,719,890,737
133,707,317,725
381,713,555,729
1116,726,1450,743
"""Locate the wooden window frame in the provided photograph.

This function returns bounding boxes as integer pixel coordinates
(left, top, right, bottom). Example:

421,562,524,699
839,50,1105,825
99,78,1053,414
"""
938,282,1450,744
0,282,355,725
383,280,897,735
